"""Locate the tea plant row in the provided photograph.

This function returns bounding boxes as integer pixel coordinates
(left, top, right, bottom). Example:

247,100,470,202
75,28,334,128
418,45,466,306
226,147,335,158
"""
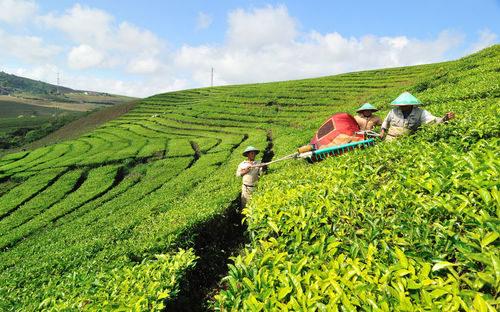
214,45,500,311
0,45,487,310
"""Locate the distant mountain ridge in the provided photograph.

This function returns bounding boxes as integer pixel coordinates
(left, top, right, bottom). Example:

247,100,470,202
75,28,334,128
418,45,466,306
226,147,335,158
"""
0,71,106,95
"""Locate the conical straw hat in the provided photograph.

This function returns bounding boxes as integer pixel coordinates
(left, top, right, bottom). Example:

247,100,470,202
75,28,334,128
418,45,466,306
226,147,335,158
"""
356,103,378,112
242,146,260,156
391,91,422,106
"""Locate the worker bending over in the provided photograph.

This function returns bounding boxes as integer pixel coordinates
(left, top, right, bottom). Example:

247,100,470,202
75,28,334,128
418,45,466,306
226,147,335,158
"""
380,91,455,141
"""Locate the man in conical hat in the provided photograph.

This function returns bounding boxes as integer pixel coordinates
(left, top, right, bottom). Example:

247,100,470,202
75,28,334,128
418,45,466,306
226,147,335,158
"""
354,103,383,131
236,146,263,208
380,91,455,141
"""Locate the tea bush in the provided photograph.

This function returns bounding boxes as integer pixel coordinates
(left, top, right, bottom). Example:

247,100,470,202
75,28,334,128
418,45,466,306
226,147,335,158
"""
0,44,498,310
215,45,500,311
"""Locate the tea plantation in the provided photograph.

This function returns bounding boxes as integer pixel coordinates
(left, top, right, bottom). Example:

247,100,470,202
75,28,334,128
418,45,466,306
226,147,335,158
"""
0,45,498,311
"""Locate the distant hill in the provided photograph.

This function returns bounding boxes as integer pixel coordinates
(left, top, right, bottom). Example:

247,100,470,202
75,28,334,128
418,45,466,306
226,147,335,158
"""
0,71,74,95
0,71,138,152
0,71,136,116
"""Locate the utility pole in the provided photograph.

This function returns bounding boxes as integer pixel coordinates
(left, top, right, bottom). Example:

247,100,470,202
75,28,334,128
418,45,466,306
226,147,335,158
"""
211,67,214,87
55,72,60,117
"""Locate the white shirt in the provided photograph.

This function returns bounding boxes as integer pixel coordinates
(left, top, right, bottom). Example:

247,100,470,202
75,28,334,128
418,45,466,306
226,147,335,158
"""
236,160,263,186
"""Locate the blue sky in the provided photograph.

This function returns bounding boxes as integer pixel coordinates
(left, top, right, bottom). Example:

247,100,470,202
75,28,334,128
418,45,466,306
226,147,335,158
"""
0,0,498,97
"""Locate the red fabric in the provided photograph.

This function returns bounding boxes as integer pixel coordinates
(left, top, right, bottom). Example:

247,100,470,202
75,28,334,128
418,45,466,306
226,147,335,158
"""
310,113,362,149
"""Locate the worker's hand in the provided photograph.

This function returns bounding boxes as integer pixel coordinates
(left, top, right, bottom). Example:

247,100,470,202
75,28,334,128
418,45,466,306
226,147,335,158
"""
241,165,253,176
379,129,386,138
444,112,455,121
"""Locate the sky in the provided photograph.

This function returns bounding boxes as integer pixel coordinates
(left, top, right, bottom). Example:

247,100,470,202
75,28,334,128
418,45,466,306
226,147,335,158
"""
0,0,498,98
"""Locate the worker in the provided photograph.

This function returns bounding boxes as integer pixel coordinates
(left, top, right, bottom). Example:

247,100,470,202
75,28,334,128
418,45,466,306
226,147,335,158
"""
354,103,383,131
236,146,263,208
380,91,455,141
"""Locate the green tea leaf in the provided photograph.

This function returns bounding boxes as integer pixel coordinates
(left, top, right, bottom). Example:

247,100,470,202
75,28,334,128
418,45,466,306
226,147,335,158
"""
432,262,457,272
430,288,448,299
491,254,500,287
395,248,408,268
477,272,495,285
277,286,292,301
418,263,431,280
473,293,493,312
268,221,279,234
478,188,492,205
480,232,499,248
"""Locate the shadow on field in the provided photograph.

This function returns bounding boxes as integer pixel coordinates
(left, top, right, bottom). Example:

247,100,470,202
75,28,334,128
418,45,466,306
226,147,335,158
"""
163,195,249,312
261,129,275,167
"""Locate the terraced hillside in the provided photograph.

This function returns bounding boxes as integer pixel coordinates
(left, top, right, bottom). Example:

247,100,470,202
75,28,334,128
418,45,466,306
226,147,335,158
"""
0,45,498,311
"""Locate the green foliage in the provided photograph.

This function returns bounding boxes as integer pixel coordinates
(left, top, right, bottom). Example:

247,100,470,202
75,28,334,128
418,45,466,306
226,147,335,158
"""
38,249,197,311
0,44,498,311
214,45,500,311
0,114,84,150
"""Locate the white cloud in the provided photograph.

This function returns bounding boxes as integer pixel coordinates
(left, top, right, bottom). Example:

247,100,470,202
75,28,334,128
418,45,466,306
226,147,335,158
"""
39,4,114,44
113,21,164,53
40,4,165,53
0,29,62,63
173,5,469,87
8,64,189,97
0,0,37,24
196,12,213,30
468,29,498,53
39,4,166,72
227,4,297,49
11,64,59,85
67,44,105,70
126,56,164,74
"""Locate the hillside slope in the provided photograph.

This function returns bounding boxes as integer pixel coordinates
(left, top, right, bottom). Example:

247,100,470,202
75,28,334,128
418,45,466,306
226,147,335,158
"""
0,45,498,311
0,72,137,153
21,99,140,150
215,45,500,310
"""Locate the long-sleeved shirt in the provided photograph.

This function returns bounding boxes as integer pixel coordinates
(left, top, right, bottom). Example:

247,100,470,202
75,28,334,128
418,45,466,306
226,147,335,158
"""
354,114,383,131
236,160,263,186
381,107,444,131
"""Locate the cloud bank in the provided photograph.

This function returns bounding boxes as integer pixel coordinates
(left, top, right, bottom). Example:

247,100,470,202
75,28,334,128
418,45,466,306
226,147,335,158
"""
0,3,497,97
174,5,467,87
0,0,38,24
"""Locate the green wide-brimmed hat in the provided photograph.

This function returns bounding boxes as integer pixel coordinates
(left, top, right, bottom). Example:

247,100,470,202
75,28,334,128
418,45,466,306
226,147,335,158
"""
242,146,260,156
391,91,422,106
356,103,378,112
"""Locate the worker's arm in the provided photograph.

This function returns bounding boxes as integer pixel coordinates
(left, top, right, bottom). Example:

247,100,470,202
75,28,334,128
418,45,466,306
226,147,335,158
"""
236,163,245,177
240,166,251,176
422,110,455,125
380,110,392,137
421,109,439,124
236,163,253,177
